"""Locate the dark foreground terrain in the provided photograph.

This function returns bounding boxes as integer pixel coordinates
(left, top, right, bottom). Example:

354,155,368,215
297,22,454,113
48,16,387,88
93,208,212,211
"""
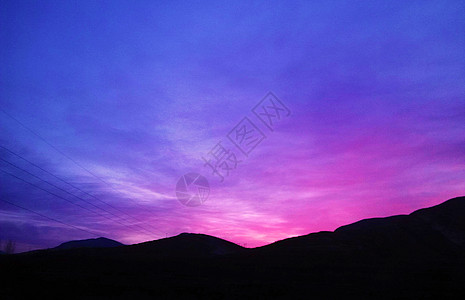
2,196,465,299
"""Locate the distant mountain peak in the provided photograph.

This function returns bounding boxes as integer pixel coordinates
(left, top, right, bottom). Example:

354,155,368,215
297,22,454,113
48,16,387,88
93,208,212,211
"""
130,232,244,257
54,237,124,250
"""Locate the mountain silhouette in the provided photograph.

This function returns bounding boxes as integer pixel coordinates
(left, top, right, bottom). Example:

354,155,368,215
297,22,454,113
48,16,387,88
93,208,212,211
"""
2,196,464,299
53,237,124,250
256,196,465,261
122,232,245,257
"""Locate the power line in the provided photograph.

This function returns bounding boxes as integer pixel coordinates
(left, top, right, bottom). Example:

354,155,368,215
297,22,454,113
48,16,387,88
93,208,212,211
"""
0,108,111,185
0,145,161,237
0,110,161,235
0,157,155,237
0,168,132,237
0,198,100,237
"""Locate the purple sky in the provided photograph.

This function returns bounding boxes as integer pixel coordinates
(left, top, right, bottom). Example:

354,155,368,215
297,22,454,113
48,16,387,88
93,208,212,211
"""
1,1,464,252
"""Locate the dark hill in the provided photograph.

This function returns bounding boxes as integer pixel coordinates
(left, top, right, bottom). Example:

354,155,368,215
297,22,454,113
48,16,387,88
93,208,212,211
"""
54,237,124,250
256,196,465,262
123,232,245,257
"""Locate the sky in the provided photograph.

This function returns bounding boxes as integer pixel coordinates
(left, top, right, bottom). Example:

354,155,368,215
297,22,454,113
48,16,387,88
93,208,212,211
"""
0,0,464,252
